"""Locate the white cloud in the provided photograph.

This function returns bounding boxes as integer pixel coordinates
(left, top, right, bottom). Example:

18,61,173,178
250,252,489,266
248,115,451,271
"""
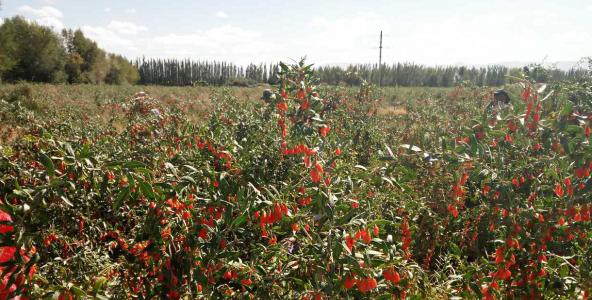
17,5,64,29
306,12,388,64
532,10,557,18
107,21,148,35
18,5,63,19
36,16,65,29
587,5,592,11
374,8,592,65
148,25,280,64
215,11,228,18
81,25,138,55
105,8,112,13
125,8,137,14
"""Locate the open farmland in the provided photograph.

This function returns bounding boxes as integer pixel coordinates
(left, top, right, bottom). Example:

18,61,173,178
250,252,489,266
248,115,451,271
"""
0,60,591,299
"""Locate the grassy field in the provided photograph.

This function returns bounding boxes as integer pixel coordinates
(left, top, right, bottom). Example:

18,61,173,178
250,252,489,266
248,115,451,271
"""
0,82,500,144
0,65,590,299
0,83,267,143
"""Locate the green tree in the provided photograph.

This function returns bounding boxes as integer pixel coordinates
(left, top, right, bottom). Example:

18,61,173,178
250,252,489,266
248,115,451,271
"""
105,54,139,84
0,16,66,83
0,22,18,83
63,29,108,83
64,52,84,83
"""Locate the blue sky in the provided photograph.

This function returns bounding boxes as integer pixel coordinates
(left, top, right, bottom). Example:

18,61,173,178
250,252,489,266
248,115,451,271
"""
1,0,591,66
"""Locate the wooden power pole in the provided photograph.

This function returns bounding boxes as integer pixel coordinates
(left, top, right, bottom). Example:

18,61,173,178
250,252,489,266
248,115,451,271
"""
379,30,383,86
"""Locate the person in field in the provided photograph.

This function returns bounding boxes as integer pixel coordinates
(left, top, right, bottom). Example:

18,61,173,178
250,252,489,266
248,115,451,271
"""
261,89,275,103
485,89,513,116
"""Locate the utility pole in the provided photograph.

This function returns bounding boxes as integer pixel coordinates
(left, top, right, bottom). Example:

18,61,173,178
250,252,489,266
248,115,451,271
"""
378,30,383,87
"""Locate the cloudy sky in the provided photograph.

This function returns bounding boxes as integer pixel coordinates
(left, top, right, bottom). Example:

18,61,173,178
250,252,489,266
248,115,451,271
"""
1,0,591,66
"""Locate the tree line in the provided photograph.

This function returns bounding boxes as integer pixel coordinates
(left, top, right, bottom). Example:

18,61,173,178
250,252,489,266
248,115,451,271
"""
133,58,589,87
0,16,138,84
315,63,589,87
135,59,280,86
317,64,507,87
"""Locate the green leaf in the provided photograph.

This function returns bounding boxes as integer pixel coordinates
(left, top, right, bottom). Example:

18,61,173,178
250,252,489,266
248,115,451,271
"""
93,276,108,293
12,188,33,200
560,101,573,116
488,130,506,138
231,214,247,228
449,243,461,257
113,187,130,210
139,181,156,199
181,176,196,184
70,286,86,297
123,161,146,169
559,264,569,277
566,125,583,135
366,249,384,257
39,153,55,176
106,160,146,170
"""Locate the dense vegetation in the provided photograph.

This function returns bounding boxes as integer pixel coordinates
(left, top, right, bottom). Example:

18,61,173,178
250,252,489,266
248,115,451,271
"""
0,17,138,84
0,59,591,299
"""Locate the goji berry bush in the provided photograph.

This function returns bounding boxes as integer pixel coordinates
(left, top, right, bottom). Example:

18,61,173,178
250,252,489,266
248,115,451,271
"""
0,59,591,299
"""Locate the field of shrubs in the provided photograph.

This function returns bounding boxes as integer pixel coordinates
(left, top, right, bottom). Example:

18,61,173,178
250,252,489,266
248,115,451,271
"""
0,59,591,299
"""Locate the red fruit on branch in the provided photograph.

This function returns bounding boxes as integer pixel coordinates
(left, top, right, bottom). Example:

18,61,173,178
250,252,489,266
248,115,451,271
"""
495,247,505,264
522,87,530,102
296,89,306,100
0,210,14,234
357,277,377,293
383,267,400,284
344,276,356,289
448,204,459,218
558,217,566,226
507,121,517,133
277,101,288,112
300,99,310,110
0,210,12,223
0,246,16,263
345,235,355,252
554,183,564,198
310,169,321,183
319,125,330,137
482,185,490,196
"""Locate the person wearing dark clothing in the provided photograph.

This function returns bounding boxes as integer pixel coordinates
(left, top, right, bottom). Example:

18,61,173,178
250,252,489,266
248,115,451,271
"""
486,89,512,116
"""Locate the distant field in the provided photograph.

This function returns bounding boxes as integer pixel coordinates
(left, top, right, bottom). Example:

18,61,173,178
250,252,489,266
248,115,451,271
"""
0,84,268,143
0,82,502,121
0,83,268,117
1,82,516,147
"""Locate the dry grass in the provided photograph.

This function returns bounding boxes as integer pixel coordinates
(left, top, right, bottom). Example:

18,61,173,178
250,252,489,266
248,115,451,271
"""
0,83,269,144
0,83,429,144
376,106,408,116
